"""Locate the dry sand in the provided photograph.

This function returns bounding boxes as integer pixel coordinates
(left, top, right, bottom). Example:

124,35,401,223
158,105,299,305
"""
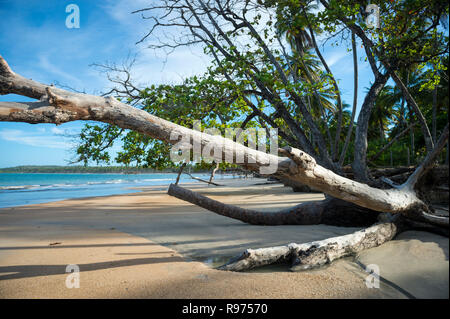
0,178,447,298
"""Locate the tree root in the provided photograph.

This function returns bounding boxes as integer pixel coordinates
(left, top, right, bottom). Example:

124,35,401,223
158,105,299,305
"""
185,173,223,186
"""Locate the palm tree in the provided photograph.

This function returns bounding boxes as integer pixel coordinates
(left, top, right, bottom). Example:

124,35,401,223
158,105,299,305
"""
274,1,318,56
274,1,338,152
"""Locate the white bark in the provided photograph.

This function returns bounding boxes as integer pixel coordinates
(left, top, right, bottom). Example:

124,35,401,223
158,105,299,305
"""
219,221,399,271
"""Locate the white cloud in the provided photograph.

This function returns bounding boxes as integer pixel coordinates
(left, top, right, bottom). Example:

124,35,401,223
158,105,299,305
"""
103,0,151,27
0,129,72,149
51,127,64,134
325,51,349,68
38,55,84,88
131,46,210,85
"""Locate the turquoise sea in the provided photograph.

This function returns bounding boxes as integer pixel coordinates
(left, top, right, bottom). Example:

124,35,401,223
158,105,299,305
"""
0,173,225,208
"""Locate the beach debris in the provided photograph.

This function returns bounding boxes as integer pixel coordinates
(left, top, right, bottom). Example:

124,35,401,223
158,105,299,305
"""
49,242,62,246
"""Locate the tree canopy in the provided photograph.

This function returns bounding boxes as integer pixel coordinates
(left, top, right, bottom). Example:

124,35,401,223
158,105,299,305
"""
73,0,448,183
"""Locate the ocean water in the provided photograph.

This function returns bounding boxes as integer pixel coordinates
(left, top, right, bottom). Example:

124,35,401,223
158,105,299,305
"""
0,172,226,208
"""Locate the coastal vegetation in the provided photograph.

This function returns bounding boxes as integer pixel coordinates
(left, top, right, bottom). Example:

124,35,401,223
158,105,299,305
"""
0,165,214,174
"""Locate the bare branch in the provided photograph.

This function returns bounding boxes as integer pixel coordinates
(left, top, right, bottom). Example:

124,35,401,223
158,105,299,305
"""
369,123,415,163
404,123,449,189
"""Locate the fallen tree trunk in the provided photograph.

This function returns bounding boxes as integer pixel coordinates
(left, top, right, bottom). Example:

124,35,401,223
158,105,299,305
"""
218,213,447,272
168,183,379,226
219,217,400,271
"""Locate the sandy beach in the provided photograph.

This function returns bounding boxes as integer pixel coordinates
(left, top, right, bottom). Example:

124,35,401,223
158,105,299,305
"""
0,178,448,298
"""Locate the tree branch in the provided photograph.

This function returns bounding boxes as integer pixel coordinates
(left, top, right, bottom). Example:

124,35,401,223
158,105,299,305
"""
369,123,414,162
403,123,449,189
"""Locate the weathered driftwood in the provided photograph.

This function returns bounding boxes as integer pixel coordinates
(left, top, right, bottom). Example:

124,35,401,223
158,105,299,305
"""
219,219,399,271
0,55,445,218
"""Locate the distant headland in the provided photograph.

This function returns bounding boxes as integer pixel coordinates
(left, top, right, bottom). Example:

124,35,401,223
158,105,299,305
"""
0,165,180,174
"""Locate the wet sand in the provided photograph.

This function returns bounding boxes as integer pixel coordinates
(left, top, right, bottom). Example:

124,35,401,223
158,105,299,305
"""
0,178,447,298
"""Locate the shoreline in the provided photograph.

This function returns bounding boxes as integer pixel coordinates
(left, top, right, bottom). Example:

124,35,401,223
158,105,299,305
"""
0,179,448,298
0,173,247,209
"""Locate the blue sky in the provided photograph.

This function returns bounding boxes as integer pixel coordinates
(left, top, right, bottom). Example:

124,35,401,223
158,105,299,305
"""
0,0,373,168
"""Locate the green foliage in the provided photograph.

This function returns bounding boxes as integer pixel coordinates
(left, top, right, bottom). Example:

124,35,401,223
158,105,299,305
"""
75,0,448,170
369,56,449,166
0,165,173,174
316,0,448,87
76,67,257,170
